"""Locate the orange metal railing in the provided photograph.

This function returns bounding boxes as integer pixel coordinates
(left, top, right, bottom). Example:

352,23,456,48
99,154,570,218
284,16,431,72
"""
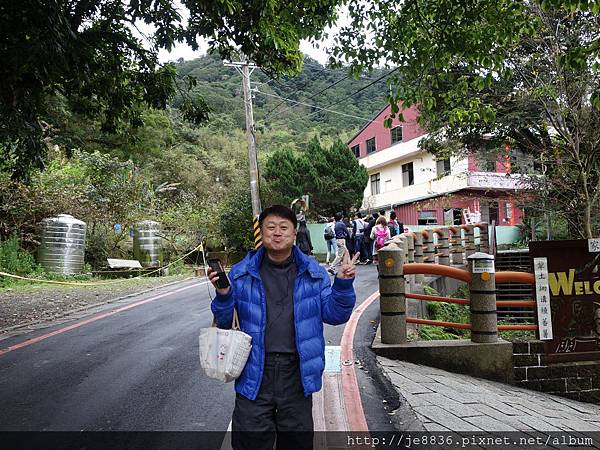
403,263,472,283
400,262,538,332
495,271,535,284
498,324,537,331
406,317,472,330
405,292,470,305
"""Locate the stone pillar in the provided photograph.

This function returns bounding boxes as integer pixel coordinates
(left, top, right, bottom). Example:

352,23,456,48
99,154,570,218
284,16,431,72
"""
378,244,407,344
437,228,450,266
413,232,425,283
468,252,497,344
464,225,476,258
423,230,435,264
404,234,415,287
406,234,415,264
449,227,464,265
479,222,490,254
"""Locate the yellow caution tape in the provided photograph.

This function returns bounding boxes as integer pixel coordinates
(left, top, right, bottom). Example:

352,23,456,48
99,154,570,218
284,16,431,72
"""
0,243,204,287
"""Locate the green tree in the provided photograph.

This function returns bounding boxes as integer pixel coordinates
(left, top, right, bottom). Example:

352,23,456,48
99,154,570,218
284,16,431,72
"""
332,0,599,238
1,0,340,180
219,185,254,251
263,137,368,217
262,148,313,206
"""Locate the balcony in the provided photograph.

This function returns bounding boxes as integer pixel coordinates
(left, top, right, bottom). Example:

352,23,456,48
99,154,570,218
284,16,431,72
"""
467,172,531,191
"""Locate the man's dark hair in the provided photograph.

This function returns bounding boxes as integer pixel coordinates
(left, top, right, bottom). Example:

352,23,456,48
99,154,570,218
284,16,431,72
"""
390,211,397,220
334,212,343,222
259,205,298,228
372,213,378,220
356,212,363,219
379,209,385,216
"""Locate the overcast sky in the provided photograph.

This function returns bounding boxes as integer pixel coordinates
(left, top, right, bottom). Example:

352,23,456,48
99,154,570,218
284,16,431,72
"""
155,38,333,65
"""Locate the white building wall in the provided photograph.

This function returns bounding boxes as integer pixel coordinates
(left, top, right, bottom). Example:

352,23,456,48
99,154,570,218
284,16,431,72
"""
363,146,470,209
360,137,528,211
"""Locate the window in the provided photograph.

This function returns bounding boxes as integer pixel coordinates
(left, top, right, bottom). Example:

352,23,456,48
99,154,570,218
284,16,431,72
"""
444,208,462,225
370,173,380,195
418,210,438,225
366,137,376,154
402,162,414,186
351,144,360,158
436,158,451,177
391,126,403,144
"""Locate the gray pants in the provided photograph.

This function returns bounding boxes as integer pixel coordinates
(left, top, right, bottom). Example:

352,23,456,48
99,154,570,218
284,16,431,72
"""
330,238,347,270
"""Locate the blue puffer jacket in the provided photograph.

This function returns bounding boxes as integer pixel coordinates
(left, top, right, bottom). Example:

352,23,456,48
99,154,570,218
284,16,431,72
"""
210,246,356,400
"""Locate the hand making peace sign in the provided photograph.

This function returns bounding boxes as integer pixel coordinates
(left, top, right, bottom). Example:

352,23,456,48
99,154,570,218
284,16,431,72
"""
336,249,360,279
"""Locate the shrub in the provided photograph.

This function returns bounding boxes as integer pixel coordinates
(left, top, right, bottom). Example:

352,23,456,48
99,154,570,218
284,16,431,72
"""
0,235,42,287
419,284,471,340
0,235,40,275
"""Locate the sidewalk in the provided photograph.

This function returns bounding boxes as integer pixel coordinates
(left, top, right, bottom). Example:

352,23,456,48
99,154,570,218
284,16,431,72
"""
378,357,600,437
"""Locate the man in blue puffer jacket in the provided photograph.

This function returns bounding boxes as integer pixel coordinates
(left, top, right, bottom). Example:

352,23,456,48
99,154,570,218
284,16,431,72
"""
208,205,358,450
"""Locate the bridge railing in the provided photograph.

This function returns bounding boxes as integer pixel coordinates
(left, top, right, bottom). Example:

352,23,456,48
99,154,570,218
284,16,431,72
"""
377,239,537,345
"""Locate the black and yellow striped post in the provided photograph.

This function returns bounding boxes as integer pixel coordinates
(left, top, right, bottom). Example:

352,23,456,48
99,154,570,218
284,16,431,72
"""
252,216,262,249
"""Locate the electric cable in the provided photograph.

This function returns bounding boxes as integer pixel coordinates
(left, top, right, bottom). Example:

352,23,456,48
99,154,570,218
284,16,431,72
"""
254,90,386,124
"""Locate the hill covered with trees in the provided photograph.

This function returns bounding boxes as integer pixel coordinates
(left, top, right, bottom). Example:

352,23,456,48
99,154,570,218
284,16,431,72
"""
173,54,389,151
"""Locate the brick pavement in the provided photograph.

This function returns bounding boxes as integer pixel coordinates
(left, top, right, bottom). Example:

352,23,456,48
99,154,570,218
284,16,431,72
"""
378,357,600,448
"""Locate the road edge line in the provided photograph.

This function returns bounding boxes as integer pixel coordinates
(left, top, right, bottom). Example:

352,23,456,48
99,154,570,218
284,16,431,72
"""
340,290,380,432
0,281,205,357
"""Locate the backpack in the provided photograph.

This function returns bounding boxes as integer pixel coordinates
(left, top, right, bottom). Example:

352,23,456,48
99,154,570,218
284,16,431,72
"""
324,223,335,240
374,226,388,250
388,219,399,237
364,219,375,241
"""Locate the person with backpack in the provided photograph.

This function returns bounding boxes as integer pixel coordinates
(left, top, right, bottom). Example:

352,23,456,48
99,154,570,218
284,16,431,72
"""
295,219,313,256
388,211,400,237
343,215,354,255
352,213,366,264
370,216,391,264
362,213,378,264
328,212,351,276
323,217,337,265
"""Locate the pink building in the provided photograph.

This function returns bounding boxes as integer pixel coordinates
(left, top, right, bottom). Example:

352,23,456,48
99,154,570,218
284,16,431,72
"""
347,104,530,226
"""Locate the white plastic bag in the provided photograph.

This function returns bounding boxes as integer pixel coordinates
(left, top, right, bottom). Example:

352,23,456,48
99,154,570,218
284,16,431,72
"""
199,309,252,383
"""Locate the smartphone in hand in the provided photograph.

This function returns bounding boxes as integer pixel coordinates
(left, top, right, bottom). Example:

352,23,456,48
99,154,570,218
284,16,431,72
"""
207,258,231,290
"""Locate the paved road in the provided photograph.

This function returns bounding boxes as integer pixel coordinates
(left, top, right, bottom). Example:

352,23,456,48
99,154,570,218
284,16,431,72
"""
0,265,392,439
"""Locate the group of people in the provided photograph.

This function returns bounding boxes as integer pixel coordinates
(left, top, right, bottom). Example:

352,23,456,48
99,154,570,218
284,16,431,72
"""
324,209,404,273
284,208,405,275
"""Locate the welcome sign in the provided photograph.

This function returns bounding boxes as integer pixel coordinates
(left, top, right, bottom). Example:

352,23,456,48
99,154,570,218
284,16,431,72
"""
529,240,600,363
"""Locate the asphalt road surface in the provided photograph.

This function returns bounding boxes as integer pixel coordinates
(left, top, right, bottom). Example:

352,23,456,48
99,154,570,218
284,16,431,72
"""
0,264,395,446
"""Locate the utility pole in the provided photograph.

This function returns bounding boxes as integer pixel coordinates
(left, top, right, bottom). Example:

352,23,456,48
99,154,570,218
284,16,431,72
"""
225,56,263,248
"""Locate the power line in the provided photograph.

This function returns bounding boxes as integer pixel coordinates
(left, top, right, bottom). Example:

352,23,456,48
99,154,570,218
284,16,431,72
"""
262,66,331,119
254,90,385,124
294,67,398,122
273,73,352,118
319,67,399,111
